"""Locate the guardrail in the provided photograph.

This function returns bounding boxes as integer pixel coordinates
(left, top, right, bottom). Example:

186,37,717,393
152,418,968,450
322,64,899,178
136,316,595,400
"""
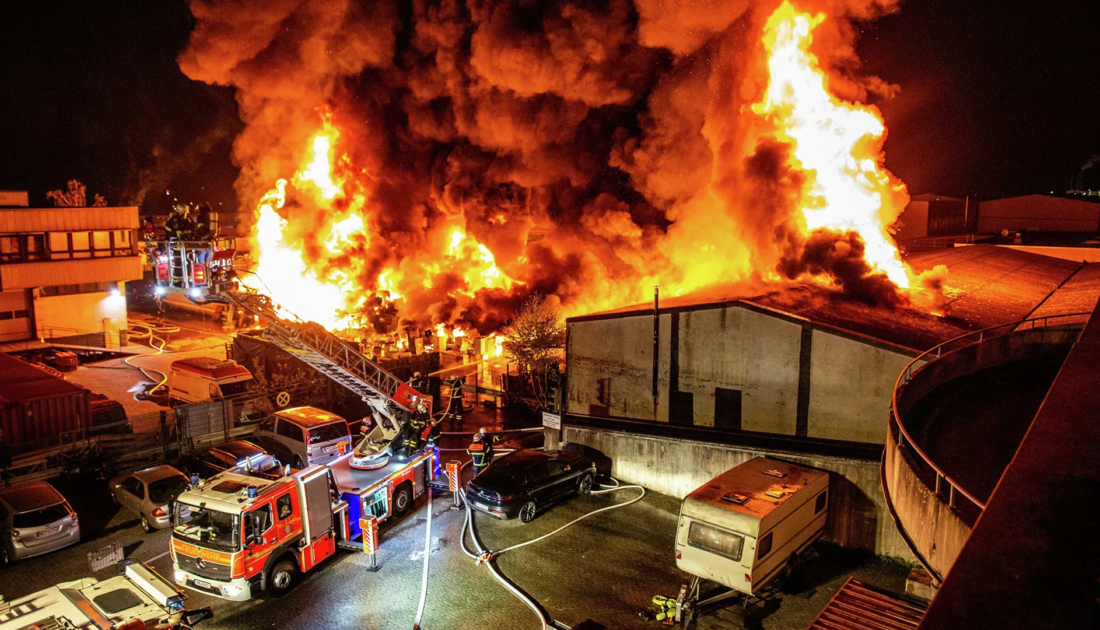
890,312,1091,518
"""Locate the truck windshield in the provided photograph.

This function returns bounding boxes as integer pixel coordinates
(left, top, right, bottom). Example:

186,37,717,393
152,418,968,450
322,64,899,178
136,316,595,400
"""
172,502,240,552
309,422,349,444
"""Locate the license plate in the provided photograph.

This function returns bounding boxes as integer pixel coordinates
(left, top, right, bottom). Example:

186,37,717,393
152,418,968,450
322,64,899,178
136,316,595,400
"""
193,579,211,590
323,445,337,453
36,526,61,538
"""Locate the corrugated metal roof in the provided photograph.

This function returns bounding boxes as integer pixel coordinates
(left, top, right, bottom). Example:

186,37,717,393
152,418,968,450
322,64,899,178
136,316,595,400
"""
0,352,85,404
807,577,926,630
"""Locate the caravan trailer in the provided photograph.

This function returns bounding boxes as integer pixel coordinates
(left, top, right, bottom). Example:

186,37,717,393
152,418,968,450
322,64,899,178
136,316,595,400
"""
675,457,829,597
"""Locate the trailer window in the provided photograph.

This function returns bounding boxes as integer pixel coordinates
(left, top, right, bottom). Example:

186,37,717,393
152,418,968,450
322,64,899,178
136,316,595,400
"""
815,491,827,514
687,521,743,562
757,532,773,559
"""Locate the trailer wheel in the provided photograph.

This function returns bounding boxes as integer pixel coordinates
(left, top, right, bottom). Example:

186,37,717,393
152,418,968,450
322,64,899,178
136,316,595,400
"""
577,473,594,496
519,500,537,523
268,558,298,597
392,482,413,516
778,552,798,590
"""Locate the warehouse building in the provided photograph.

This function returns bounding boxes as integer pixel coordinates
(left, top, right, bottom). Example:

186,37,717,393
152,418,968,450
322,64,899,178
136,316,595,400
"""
0,198,142,347
565,245,1100,446
977,194,1100,234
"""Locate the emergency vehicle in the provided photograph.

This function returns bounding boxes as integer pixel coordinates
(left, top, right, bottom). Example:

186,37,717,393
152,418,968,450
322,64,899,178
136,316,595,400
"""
0,560,211,630
170,448,436,601
168,357,254,405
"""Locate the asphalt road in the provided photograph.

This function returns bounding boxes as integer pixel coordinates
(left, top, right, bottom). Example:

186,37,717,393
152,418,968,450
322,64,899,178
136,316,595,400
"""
0,455,908,630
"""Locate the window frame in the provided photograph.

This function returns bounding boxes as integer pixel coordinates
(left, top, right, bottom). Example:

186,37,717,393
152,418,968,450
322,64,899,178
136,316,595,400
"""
687,520,745,563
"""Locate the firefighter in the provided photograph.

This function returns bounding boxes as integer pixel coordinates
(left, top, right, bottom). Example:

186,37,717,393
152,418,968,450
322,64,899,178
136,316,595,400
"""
164,204,188,240
446,375,464,429
193,203,214,240
409,371,423,393
467,433,488,476
404,400,428,455
421,415,442,475
479,426,502,465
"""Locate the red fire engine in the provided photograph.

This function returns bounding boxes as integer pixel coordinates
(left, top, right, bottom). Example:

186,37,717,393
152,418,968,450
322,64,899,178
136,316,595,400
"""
170,445,436,600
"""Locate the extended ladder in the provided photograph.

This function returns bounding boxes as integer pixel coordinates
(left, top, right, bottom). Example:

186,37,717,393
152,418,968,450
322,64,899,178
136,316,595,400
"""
222,291,421,412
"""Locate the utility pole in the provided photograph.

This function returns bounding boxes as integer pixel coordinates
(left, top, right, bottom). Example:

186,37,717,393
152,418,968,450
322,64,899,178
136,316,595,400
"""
652,286,659,409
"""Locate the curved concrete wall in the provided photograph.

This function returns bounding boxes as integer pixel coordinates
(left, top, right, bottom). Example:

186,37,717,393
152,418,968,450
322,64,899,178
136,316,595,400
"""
885,325,1081,581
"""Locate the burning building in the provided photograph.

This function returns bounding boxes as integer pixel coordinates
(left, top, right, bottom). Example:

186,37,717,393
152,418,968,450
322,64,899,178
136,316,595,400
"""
565,245,1100,446
178,0,937,343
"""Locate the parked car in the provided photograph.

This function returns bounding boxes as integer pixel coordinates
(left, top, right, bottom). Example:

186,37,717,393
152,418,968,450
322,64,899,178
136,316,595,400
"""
109,465,191,533
0,480,81,565
254,406,352,469
465,449,597,523
181,440,280,479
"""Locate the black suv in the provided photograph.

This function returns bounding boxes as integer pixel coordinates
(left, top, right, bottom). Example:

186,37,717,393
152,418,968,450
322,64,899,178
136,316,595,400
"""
466,449,597,523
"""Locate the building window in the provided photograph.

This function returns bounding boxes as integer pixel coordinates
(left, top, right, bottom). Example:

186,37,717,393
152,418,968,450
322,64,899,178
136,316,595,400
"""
40,282,116,297
0,236,21,262
43,231,135,260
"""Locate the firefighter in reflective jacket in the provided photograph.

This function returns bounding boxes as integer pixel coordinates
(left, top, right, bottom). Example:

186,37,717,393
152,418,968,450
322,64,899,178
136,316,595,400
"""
405,401,428,455
479,426,502,465
421,416,442,475
467,433,488,475
446,375,464,429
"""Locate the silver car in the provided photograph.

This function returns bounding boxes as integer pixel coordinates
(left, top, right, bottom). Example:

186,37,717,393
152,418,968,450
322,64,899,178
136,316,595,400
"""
0,480,81,565
109,465,190,533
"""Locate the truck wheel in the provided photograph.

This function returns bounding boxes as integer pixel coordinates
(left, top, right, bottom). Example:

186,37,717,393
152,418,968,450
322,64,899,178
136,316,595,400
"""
577,473,594,496
141,514,153,533
519,500,537,523
392,482,412,516
293,455,304,470
268,559,298,597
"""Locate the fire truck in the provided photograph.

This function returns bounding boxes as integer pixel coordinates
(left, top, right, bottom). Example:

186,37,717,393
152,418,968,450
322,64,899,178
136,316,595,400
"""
170,447,436,600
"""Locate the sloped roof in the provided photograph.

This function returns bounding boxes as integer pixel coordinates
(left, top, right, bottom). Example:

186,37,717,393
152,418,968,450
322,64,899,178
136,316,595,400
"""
569,246,1099,353
0,352,85,404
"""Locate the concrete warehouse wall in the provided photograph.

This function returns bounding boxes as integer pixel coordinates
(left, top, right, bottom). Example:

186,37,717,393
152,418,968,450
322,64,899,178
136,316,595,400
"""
566,302,914,444
808,330,913,444
564,426,914,560
34,286,128,347
977,195,1100,233
678,306,801,434
567,313,672,422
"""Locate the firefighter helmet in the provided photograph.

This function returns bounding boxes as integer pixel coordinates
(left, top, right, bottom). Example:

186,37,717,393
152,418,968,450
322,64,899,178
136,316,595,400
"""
472,433,482,443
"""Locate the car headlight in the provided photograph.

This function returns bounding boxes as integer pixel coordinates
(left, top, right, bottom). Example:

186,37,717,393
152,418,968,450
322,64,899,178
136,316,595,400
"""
222,584,242,597
174,571,187,584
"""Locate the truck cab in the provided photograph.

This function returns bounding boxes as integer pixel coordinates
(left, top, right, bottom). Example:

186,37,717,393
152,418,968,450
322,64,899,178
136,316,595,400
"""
255,407,351,470
168,357,254,405
170,467,343,601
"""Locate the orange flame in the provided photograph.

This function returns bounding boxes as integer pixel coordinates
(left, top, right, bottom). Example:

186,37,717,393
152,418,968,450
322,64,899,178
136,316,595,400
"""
754,1,910,289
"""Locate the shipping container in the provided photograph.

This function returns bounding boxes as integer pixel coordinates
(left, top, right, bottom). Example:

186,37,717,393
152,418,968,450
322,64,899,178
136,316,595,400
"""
0,352,90,451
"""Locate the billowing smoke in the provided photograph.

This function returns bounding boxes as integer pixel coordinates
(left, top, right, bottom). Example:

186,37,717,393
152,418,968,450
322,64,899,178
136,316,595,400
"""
179,0,906,334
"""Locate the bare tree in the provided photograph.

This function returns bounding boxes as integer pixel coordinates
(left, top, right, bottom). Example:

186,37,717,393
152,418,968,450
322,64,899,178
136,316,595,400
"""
502,294,565,407
47,180,88,207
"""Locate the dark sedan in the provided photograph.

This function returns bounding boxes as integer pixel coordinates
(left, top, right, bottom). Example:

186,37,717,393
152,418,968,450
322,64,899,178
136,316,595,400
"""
466,449,597,523
180,440,280,479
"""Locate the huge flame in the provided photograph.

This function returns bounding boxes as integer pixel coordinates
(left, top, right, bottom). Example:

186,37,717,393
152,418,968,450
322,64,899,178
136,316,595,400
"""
754,1,909,288
224,0,916,341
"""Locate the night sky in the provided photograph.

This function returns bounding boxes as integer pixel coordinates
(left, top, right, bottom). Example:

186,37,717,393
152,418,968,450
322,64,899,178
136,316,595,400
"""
1,0,1097,211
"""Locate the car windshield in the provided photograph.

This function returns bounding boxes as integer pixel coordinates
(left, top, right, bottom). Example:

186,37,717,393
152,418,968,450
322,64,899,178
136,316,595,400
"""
148,476,189,504
172,502,239,551
308,422,348,444
218,380,251,396
13,503,69,528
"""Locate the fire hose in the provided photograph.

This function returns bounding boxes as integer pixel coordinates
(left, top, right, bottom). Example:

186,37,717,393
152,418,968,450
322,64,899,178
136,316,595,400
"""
457,467,646,630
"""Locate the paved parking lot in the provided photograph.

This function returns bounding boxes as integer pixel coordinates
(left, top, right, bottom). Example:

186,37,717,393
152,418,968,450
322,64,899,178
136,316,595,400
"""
1,457,908,630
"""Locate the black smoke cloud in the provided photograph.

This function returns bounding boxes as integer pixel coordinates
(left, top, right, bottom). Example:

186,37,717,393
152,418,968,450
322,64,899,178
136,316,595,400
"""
180,0,907,333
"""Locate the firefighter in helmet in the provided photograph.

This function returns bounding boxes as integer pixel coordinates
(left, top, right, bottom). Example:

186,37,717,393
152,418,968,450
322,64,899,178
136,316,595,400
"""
446,374,464,429
164,204,189,240
404,399,428,455
466,433,488,476
479,426,502,465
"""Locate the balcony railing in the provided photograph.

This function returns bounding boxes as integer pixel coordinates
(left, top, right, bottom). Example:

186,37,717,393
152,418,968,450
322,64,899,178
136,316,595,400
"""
890,312,1091,518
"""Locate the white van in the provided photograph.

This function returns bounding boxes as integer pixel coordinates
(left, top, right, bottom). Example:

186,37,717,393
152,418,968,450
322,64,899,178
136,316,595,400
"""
675,457,828,596
168,357,254,404
254,406,352,469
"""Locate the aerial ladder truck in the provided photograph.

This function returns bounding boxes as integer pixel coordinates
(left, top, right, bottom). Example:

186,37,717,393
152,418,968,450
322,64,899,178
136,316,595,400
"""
149,234,442,601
